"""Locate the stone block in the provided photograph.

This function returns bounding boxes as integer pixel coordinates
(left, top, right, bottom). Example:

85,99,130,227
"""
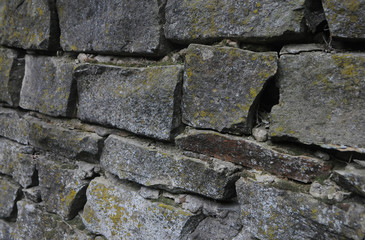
165,0,308,43
0,47,24,106
19,55,76,117
57,0,170,56
0,176,20,219
0,0,58,50
322,0,365,40
176,128,331,183
76,64,183,141
270,52,365,153
183,44,277,135
0,107,29,144
331,163,365,197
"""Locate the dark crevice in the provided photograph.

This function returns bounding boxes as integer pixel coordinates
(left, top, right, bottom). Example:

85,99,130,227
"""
48,0,61,51
30,168,39,187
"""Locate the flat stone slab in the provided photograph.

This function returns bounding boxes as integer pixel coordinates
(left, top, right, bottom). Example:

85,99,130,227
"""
322,0,365,40
76,64,183,141
19,55,76,117
0,0,58,50
101,134,240,199
0,47,24,106
271,52,365,153
165,0,308,43
331,164,365,198
176,128,331,183
82,176,203,239
0,107,29,144
57,0,170,56
0,176,20,219
183,44,277,135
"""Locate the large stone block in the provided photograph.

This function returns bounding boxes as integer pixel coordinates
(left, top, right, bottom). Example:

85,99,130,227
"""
101,134,240,199
0,47,24,106
165,0,308,43
322,0,365,40
26,115,103,162
0,107,29,144
176,128,331,183
0,0,58,50
0,176,20,219
270,52,365,153
183,44,277,135
57,0,170,56
0,138,35,188
19,55,76,117
236,177,365,240
76,64,183,141
81,176,204,239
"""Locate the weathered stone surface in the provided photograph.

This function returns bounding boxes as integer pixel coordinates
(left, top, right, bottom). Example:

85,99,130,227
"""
280,44,326,55
310,180,351,203
236,177,365,240
0,138,35,188
0,220,17,240
331,164,365,197
82,176,204,240
176,128,331,183
271,52,365,153
37,154,99,219
19,55,76,117
0,107,29,144
0,176,20,219
101,134,240,199
0,48,24,106
26,115,103,162
57,0,170,56
76,64,183,140
322,0,365,40
0,0,58,50
183,44,277,135
23,186,42,203
165,0,308,43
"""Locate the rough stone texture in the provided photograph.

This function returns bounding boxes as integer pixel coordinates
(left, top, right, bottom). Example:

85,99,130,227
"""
0,0,58,50
280,44,326,55
0,107,29,144
82,176,204,240
0,176,20,219
176,128,331,183
23,186,42,203
322,0,365,40
0,47,24,106
26,115,103,163
236,177,365,240
331,164,365,198
101,134,239,199
37,154,99,220
309,180,351,203
0,138,35,188
183,44,277,135
76,64,183,140
57,0,170,56
19,55,76,117
0,220,17,240
165,0,308,43
271,52,365,153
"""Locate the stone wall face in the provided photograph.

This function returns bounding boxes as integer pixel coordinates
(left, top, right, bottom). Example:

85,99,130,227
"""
0,0,364,239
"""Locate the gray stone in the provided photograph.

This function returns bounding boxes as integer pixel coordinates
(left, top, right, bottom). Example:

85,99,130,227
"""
139,187,160,200
0,220,17,240
23,186,42,203
271,52,365,153
280,44,326,55
81,176,204,240
331,164,365,197
0,176,20,219
0,107,29,144
26,115,103,163
37,154,98,220
309,180,351,203
252,127,268,142
76,64,183,141
183,44,277,135
322,0,365,40
19,55,76,117
165,0,308,43
0,47,24,106
57,0,170,56
101,134,240,199
236,177,365,240
0,138,35,188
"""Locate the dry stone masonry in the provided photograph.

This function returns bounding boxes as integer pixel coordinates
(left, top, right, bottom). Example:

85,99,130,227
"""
0,0,364,239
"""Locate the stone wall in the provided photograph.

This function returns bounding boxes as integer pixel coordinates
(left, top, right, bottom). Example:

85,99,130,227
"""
0,0,364,239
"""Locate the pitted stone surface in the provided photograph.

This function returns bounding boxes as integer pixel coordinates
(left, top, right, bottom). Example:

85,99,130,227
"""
183,44,277,135
57,0,170,56
271,52,365,153
0,107,29,144
19,55,76,117
0,0,58,50
0,176,20,219
165,0,308,43
76,64,183,141
0,47,24,106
